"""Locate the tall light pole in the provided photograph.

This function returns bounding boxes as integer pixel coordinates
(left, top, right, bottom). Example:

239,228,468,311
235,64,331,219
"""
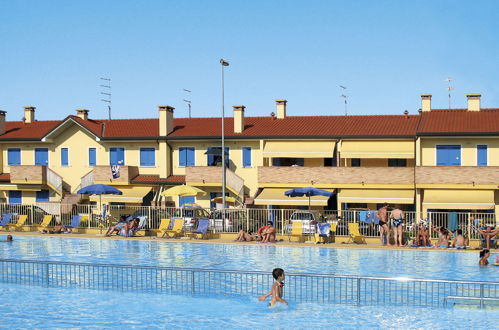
220,59,229,210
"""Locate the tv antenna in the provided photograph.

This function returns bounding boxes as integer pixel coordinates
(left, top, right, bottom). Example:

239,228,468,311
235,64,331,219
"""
339,85,348,115
445,77,454,109
183,89,191,118
100,77,112,119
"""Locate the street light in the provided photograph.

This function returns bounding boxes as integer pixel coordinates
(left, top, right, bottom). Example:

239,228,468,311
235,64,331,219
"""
220,58,229,211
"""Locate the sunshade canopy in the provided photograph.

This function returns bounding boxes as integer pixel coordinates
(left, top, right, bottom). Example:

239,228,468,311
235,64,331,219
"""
263,141,336,158
341,140,414,159
423,189,495,210
338,189,414,204
90,186,151,204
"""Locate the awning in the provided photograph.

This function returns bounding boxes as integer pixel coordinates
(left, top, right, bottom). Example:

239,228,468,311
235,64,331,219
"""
423,190,495,210
90,186,152,204
338,189,414,204
341,140,414,159
263,141,336,158
254,188,331,206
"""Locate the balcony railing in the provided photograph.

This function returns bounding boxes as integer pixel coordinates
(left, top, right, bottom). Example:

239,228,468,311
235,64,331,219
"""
93,165,139,185
185,166,245,198
9,165,63,194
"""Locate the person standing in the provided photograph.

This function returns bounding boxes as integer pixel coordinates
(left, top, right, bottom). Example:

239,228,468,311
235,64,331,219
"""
377,203,390,246
390,205,404,247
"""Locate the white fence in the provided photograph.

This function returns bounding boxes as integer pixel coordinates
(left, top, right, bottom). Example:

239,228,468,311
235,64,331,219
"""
0,203,496,241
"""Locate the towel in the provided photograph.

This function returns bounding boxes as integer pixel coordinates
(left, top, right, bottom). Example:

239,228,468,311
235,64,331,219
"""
359,211,368,223
367,210,380,225
448,212,458,232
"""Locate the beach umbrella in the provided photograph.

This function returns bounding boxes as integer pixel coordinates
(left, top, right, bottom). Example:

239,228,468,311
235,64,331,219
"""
77,184,122,215
211,196,236,206
284,187,333,209
161,185,207,197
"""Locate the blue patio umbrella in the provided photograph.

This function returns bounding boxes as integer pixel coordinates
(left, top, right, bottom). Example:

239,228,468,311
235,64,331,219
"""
285,187,333,209
77,184,122,214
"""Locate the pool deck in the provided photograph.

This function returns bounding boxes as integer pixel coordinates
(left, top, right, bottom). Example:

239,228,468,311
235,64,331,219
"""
5,231,492,253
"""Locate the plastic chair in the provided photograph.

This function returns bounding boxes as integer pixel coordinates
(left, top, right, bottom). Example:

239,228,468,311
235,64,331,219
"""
347,223,366,244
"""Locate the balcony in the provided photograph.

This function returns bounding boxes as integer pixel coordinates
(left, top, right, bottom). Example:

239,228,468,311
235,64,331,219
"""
185,166,244,196
415,166,499,188
92,166,139,185
257,166,415,188
9,165,63,194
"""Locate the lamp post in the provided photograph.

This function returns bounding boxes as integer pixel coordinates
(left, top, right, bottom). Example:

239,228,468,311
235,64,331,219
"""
220,59,229,211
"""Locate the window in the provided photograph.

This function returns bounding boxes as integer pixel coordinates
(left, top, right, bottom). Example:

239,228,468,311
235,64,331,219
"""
179,147,195,166
242,147,252,167
140,148,156,166
34,148,48,166
324,158,337,167
109,147,125,165
388,159,407,167
88,148,96,166
61,148,69,166
477,145,487,166
206,147,229,166
7,148,21,165
351,158,361,167
436,145,461,166
272,158,304,166
179,196,195,206
9,191,22,204
36,190,50,202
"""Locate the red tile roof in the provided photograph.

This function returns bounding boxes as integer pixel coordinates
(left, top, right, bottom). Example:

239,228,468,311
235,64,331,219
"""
0,173,10,182
417,109,499,135
131,175,185,184
0,120,60,139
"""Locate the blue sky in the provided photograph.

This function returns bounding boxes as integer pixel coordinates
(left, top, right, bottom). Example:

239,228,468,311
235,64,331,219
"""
1,0,499,121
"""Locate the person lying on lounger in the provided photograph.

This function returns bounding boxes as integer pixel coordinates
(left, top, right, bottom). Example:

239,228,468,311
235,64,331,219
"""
119,218,139,237
234,230,256,242
41,221,69,234
105,216,128,237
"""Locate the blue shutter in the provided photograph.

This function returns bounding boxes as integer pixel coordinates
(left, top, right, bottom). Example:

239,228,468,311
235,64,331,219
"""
243,147,252,167
140,148,155,166
187,147,195,166
117,148,125,165
210,192,217,209
8,148,21,165
179,148,187,166
207,147,215,166
9,191,22,204
110,148,125,165
61,148,69,166
180,196,195,206
89,148,96,166
36,190,50,202
35,148,48,166
477,145,487,166
437,145,461,166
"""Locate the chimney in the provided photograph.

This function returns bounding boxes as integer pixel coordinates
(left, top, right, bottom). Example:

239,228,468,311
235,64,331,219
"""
0,110,6,135
421,95,431,112
467,94,481,111
76,109,89,120
233,105,245,133
276,99,287,119
24,106,35,123
159,105,175,136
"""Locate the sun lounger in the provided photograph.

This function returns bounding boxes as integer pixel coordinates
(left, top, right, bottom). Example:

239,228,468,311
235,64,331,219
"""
185,219,210,239
315,222,333,244
157,219,171,237
64,215,82,232
164,218,184,238
347,223,366,244
0,213,13,229
8,214,27,231
288,221,305,242
39,215,54,228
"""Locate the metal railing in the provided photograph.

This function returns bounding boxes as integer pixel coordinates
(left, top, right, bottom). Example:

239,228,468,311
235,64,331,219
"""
0,259,497,309
0,203,496,240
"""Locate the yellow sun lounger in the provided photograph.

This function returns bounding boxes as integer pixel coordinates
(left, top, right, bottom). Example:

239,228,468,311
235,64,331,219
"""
8,215,28,231
164,219,184,238
157,219,171,237
347,223,366,244
40,215,54,228
288,221,304,242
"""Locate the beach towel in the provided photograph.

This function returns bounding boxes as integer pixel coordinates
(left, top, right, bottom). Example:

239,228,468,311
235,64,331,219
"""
359,211,368,223
366,210,380,225
448,212,458,232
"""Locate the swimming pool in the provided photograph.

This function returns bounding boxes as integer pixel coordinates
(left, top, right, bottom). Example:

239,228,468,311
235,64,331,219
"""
1,236,497,329
0,236,496,282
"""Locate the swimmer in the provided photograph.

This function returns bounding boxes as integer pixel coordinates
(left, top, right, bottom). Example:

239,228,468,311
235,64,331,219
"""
258,268,288,307
5,234,13,242
479,249,490,266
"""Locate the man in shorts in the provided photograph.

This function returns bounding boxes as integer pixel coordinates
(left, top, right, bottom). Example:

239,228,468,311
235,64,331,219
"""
377,203,390,246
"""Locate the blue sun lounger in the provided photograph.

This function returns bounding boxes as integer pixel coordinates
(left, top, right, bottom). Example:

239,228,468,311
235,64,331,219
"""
64,215,82,232
0,214,13,228
186,219,209,239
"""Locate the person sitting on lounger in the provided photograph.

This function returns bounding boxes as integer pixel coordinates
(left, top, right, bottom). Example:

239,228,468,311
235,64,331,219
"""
414,219,430,246
234,229,256,242
105,216,128,237
452,229,468,249
478,226,499,250
119,218,139,237
41,221,68,234
261,222,276,243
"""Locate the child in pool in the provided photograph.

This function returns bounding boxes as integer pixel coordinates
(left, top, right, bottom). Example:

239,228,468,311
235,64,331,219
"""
258,268,288,307
479,249,490,266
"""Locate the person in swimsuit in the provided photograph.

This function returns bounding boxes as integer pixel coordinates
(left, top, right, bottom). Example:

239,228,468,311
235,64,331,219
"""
5,235,13,242
234,229,256,242
377,203,390,246
105,216,128,236
258,268,288,307
415,219,430,246
120,218,139,237
433,226,450,248
479,249,490,266
261,222,276,243
40,221,68,234
390,206,404,247
452,229,467,249
478,226,499,249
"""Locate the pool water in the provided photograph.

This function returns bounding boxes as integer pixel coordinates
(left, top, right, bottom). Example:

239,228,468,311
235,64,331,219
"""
0,283,496,329
0,236,497,282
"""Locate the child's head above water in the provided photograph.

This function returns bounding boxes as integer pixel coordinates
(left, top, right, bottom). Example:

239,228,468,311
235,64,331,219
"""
272,268,285,280
480,249,490,258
